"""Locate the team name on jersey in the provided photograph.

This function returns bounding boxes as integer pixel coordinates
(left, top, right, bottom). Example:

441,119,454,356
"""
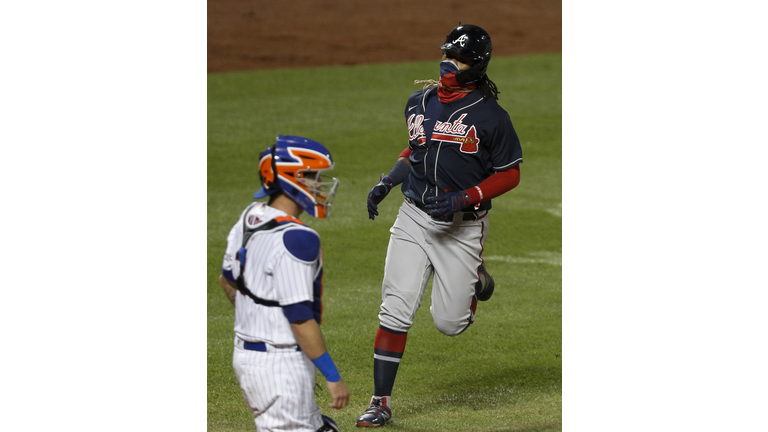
432,114,480,154
408,112,480,153
407,114,427,146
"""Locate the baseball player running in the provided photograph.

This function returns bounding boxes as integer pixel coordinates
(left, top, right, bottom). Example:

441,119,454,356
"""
356,24,523,427
219,135,349,432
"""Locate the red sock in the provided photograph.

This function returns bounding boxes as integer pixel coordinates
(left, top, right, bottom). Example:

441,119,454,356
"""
373,326,407,396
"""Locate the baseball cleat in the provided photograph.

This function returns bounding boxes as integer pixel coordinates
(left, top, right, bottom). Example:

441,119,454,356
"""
356,396,392,427
475,264,495,301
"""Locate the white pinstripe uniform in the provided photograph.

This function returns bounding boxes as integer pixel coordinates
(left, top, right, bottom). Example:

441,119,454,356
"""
222,202,325,432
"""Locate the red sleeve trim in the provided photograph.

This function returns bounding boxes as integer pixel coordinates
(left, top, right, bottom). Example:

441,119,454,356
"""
398,148,412,160
465,165,520,204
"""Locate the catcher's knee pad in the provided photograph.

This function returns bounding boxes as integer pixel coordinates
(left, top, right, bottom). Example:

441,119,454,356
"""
316,414,339,432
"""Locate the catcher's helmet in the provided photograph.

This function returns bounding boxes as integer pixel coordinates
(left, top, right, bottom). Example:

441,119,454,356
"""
253,135,339,218
439,24,492,85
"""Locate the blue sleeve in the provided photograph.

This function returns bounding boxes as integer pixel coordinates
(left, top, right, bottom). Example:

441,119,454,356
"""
283,301,315,323
283,228,320,262
221,268,236,282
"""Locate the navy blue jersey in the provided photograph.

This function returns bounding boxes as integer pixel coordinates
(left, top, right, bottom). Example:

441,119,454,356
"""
401,87,523,211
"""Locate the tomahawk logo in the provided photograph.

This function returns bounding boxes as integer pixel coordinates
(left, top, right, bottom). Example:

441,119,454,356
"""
432,114,480,153
453,35,469,47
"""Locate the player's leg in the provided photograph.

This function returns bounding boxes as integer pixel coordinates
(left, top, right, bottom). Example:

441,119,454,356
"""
233,345,321,432
428,217,489,336
377,203,432,389
233,344,275,428
279,351,324,432
378,215,433,332
358,202,432,427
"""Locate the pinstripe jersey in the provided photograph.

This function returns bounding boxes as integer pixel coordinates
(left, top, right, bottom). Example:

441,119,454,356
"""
222,202,323,346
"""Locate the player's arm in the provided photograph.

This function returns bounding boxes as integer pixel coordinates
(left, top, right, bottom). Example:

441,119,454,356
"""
288,314,350,409
465,164,521,203
425,165,521,218
367,147,412,220
397,147,412,166
218,275,237,306
281,229,350,409
221,222,243,307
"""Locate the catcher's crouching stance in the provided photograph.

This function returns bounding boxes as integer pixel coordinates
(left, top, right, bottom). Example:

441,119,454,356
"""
219,135,348,432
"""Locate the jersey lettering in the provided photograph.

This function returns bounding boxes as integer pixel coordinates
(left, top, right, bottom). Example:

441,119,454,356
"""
407,114,427,146
432,113,480,154
433,113,468,135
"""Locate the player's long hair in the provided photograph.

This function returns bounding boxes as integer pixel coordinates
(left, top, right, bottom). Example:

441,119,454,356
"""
478,76,500,100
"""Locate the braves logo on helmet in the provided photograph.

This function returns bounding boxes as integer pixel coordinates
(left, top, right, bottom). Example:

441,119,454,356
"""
453,34,469,47
439,24,493,85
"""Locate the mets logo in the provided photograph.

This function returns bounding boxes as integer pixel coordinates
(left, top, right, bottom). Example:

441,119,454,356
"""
431,114,480,154
453,35,469,47
247,214,262,225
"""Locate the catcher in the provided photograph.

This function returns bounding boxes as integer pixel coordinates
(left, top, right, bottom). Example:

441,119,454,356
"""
220,135,349,432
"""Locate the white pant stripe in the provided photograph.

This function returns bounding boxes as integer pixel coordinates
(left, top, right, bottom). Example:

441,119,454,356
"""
373,353,402,363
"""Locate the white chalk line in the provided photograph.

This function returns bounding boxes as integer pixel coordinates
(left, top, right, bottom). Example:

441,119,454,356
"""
484,251,561,266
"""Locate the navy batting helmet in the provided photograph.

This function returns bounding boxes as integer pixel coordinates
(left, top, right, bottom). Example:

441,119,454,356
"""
439,24,492,85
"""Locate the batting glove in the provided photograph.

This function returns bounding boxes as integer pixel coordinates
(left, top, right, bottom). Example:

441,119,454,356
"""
367,176,394,220
424,190,471,219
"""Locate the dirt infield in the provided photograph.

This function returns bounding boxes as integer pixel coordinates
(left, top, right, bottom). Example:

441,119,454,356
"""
207,0,561,73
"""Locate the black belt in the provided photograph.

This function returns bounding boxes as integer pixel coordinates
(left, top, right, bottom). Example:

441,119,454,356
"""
408,198,481,222
243,341,302,352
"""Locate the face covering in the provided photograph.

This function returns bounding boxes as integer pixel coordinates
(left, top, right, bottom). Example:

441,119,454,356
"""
440,60,459,77
438,59,476,103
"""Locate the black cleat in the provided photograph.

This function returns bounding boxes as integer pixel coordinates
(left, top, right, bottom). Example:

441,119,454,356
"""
475,264,495,301
318,414,340,432
356,396,392,428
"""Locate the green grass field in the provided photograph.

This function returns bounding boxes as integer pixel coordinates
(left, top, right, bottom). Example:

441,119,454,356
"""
208,53,562,431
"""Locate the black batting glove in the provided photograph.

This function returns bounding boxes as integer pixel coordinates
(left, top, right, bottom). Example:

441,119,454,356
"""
367,176,394,220
424,190,471,219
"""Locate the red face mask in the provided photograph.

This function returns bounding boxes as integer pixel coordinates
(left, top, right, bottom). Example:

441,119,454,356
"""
438,60,476,103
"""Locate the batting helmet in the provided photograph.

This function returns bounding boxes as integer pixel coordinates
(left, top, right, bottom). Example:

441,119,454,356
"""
253,135,339,218
439,24,492,85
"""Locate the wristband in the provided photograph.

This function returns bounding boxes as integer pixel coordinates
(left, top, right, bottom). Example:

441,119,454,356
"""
311,351,341,382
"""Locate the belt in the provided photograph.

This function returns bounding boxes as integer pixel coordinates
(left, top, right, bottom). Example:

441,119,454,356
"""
407,198,486,222
241,340,302,352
